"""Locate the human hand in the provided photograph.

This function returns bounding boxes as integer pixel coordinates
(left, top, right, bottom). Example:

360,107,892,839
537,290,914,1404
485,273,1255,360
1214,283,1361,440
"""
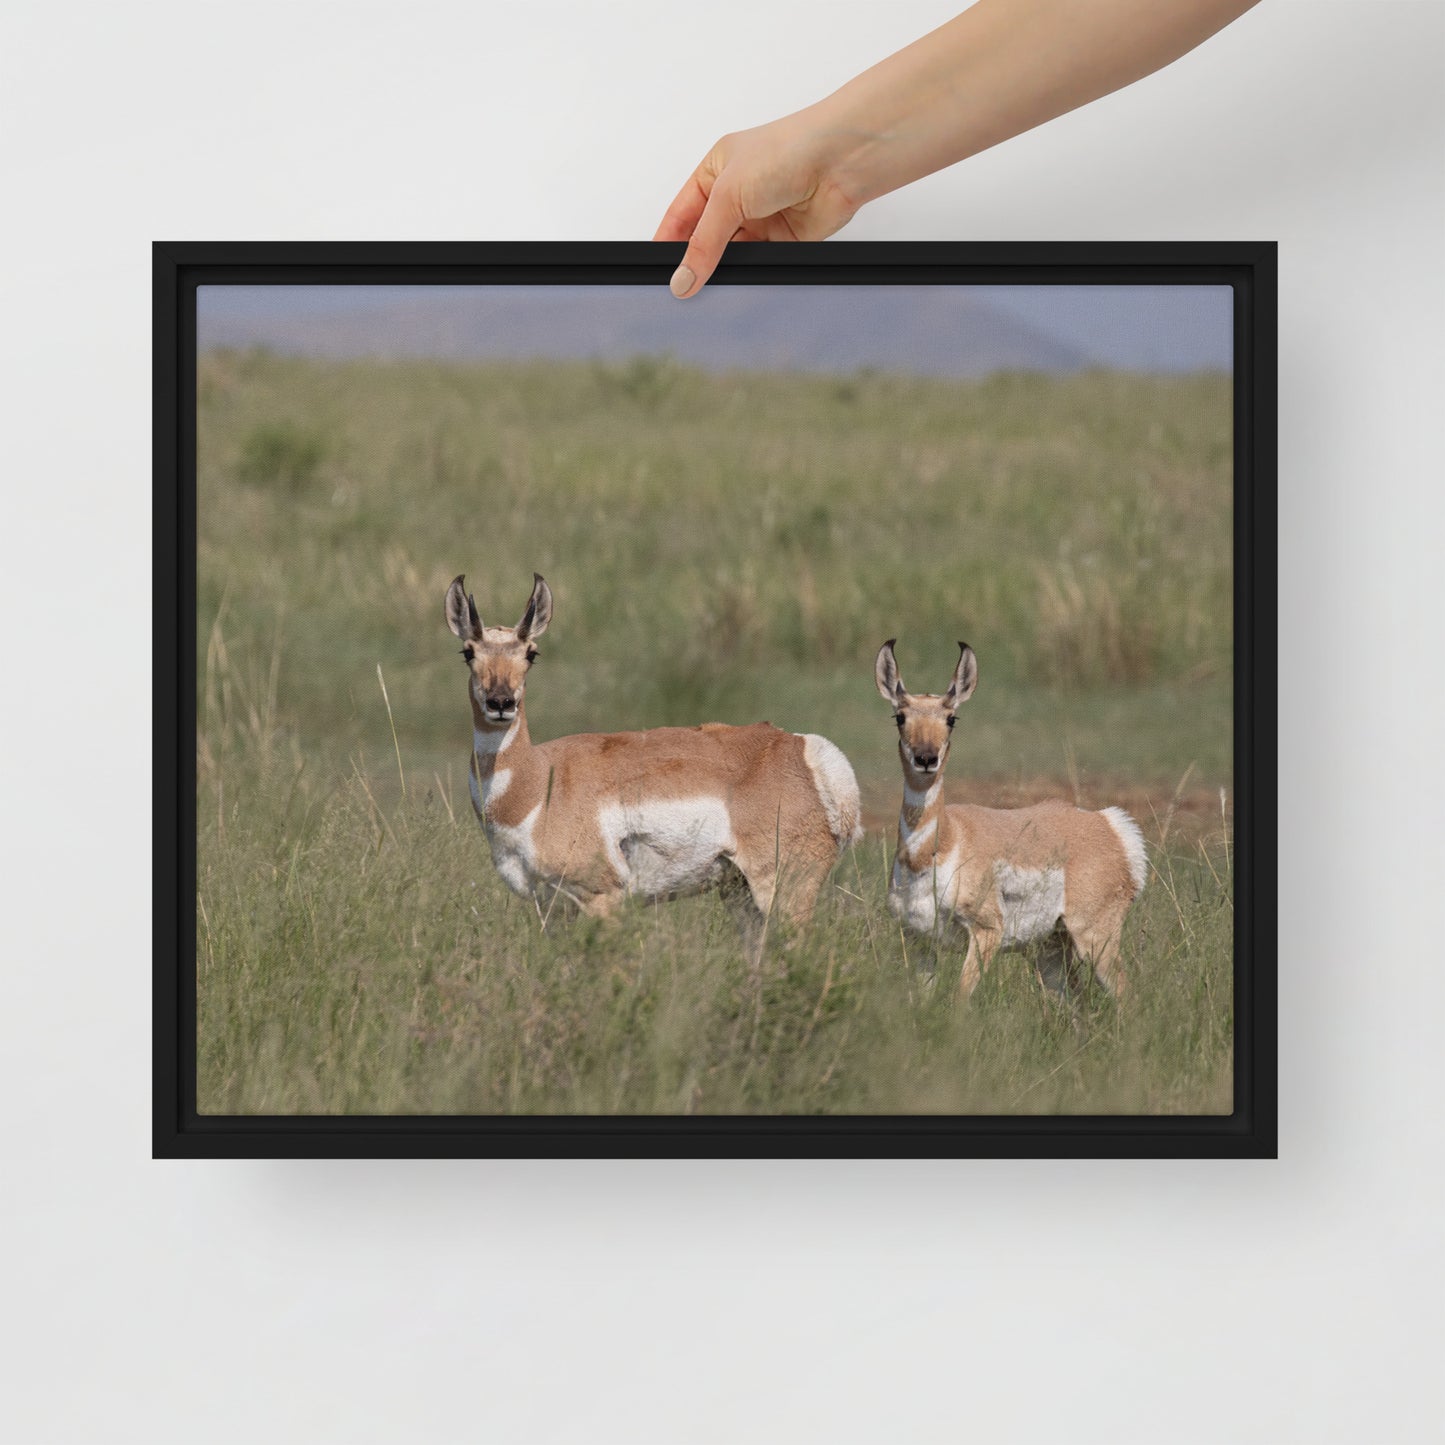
655,1,1259,301
653,112,863,300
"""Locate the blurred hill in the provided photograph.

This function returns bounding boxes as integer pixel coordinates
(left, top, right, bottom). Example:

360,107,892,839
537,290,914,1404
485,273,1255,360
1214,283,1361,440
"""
198,285,1093,377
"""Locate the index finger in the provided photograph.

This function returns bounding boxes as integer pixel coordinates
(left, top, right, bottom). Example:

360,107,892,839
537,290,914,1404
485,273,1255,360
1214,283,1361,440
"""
653,173,710,243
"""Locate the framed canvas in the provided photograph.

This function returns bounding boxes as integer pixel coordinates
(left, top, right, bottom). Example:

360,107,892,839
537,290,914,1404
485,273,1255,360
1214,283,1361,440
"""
154,241,1276,1158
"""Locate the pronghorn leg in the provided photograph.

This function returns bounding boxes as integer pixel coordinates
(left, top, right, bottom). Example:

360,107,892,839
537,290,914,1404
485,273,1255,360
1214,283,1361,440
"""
577,892,619,922
1068,910,1129,999
727,845,828,964
770,859,831,935
719,861,767,971
719,861,771,1055
726,849,788,954
1032,925,1073,1001
958,924,1000,999
1031,925,1089,1034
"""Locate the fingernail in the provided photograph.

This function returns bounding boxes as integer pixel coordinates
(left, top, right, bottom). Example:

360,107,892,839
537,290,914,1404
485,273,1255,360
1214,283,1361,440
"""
669,264,695,298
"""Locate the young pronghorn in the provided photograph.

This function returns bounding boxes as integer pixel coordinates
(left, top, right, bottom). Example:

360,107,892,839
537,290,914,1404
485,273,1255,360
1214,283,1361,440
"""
445,572,862,961
875,640,1147,1001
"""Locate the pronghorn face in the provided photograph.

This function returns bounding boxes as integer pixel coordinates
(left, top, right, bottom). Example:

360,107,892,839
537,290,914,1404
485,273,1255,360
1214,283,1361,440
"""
445,572,553,726
874,639,978,780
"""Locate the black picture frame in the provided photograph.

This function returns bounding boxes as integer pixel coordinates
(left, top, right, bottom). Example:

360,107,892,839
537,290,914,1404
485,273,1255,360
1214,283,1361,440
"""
155,240,1277,1159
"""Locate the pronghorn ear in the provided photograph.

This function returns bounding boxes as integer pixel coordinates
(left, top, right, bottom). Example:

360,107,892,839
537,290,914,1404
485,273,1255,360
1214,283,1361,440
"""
516,573,553,642
445,575,483,641
945,642,978,708
875,640,906,705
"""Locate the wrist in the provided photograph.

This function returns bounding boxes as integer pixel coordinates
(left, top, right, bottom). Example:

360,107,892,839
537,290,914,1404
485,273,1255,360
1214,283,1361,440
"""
793,89,911,211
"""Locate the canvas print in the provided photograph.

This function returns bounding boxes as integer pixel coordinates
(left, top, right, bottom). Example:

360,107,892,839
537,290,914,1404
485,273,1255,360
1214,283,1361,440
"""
194,280,1234,1116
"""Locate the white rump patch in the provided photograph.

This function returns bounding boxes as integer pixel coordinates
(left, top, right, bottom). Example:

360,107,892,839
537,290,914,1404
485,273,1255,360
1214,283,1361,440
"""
597,797,736,901
995,864,1067,946
800,733,863,848
1100,806,1148,895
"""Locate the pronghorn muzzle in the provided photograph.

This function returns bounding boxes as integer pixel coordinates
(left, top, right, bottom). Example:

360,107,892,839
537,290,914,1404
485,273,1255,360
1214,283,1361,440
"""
482,692,518,723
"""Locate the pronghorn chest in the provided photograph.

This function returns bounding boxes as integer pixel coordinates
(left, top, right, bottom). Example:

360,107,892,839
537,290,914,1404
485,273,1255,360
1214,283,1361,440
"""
468,749,547,900
485,805,544,898
884,803,965,936
597,796,736,899
888,845,965,937
887,801,963,937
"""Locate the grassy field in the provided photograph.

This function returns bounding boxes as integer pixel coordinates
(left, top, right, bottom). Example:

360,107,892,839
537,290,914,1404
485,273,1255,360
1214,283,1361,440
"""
196,350,1234,1115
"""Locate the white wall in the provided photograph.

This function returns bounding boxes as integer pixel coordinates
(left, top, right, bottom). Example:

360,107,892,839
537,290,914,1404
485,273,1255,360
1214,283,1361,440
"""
3,2,1441,1440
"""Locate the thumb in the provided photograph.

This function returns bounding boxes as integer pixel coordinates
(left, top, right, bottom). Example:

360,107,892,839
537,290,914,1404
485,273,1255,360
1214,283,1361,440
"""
670,179,743,299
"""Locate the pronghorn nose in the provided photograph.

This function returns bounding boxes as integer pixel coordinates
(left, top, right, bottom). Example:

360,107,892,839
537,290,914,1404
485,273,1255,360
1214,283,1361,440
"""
915,752,938,771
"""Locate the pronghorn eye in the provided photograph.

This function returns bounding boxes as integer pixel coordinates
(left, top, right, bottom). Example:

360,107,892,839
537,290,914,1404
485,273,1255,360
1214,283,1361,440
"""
894,713,905,727
525,646,538,663
461,645,475,663
946,716,956,730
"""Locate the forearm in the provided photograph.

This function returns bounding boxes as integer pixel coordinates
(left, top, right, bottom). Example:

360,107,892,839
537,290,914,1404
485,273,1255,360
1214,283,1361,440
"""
805,0,1260,207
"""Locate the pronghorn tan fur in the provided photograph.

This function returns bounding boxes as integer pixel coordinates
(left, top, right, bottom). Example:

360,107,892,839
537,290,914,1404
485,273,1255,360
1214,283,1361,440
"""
446,572,862,961
875,640,1147,1000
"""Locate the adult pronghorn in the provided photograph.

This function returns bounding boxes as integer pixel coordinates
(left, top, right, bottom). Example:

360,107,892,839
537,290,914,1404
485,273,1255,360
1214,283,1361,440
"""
875,639,1147,1000
445,572,862,960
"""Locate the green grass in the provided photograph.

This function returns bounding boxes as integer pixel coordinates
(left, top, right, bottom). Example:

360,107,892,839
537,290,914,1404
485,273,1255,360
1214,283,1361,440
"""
196,350,1234,1115
198,761,1231,1115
